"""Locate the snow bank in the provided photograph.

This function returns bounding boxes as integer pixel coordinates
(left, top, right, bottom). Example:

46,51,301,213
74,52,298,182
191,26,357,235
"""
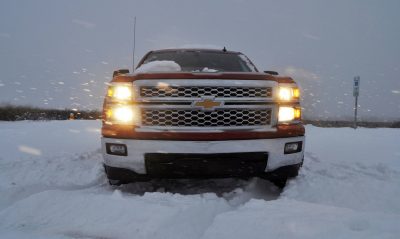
283,126,400,214
0,190,231,239
203,199,400,239
135,61,181,73
0,120,103,210
0,122,400,238
0,120,101,160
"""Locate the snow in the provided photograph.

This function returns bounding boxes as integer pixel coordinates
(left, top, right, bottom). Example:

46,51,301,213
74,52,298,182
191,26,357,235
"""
176,44,223,50
135,61,181,73
238,54,257,72
201,67,218,73
0,121,400,238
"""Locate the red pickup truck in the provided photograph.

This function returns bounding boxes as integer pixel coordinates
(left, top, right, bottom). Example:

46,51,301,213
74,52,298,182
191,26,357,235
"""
101,48,305,188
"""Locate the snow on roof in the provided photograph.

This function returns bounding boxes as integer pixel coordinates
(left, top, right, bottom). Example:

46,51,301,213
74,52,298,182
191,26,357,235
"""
150,47,241,55
177,44,223,50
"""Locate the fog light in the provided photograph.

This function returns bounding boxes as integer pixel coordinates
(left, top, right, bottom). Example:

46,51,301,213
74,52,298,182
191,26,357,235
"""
106,143,127,156
284,141,303,154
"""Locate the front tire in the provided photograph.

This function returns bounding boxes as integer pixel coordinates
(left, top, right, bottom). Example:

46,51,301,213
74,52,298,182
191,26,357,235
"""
269,178,288,189
104,164,123,186
103,164,149,185
108,179,122,186
264,161,303,189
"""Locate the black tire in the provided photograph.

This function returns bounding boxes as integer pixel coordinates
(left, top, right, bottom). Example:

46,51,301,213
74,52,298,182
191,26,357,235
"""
103,164,148,185
269,178,287,189
264,161,303,189
108,179,122,186
104,165,122,186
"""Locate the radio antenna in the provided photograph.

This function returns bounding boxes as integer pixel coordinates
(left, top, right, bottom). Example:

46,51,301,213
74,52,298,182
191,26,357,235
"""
132,16,137,72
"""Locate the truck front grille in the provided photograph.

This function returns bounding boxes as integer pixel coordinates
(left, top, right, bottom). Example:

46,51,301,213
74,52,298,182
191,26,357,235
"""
141,109,272,127
140,86,272,98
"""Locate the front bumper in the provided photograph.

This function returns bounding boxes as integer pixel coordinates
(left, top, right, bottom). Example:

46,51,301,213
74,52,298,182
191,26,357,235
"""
101,136,305,177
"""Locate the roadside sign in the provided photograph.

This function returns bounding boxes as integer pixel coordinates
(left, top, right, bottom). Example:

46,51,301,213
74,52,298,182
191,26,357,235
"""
353,76,360,129
353,76,360,97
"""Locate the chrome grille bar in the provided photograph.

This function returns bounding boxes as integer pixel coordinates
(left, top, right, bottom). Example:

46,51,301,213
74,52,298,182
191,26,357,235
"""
140,86,272,98
141,108,271,127
133,79,277,131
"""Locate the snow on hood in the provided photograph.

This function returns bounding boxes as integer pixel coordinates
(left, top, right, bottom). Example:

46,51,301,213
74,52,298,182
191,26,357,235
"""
135,61,181,73
191,67,219,73
201,67,218,73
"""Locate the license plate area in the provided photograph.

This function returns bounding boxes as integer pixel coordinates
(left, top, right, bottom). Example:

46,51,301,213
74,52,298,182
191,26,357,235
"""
145,152,268,178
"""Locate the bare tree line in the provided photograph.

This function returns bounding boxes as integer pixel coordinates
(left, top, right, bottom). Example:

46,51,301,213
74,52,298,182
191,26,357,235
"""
0,105,399,128
0,105,101,121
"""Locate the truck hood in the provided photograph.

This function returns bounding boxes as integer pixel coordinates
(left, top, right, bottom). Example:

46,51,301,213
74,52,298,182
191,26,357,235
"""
112,72,295,84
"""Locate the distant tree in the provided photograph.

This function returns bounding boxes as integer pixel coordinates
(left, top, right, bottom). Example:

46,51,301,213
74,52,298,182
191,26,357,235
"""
0,105,101,121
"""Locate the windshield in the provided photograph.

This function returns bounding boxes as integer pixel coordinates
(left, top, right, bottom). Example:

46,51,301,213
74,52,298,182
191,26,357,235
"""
140,50,257,72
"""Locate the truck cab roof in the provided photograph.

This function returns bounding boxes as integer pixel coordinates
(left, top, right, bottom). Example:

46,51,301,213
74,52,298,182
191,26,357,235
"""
136,48,259,73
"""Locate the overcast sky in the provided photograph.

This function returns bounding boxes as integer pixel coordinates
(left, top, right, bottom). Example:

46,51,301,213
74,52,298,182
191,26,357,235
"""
0,0,399,120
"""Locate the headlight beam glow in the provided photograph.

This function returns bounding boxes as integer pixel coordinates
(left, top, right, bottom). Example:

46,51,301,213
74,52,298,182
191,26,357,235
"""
278,87,300,101
111,106,135,123
278,106,295,122
108,85,133,100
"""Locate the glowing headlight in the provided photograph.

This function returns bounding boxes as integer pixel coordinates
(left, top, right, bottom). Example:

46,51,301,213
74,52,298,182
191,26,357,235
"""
279,107,301,122
108,85,132,100
107,106,138,124
278,87,300,101
114,107,133,122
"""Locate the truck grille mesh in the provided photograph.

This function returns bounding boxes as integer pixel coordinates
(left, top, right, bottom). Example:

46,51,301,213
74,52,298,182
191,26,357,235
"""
141,109,271,127
140,86,272,98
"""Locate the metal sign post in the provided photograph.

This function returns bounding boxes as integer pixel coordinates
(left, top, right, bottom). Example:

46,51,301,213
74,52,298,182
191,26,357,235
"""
353,76,360,129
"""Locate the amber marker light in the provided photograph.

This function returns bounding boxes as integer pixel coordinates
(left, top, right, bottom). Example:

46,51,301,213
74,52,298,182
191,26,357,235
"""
294,108,301,120
106,109,113,119
107,88,114,97
293,88,300,98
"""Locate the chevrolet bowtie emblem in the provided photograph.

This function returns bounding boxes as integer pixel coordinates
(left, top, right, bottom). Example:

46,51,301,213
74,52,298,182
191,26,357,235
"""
193,99,221,110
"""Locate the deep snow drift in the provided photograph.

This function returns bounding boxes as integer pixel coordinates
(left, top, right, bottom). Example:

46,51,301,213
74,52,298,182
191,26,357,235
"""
0,120,399,239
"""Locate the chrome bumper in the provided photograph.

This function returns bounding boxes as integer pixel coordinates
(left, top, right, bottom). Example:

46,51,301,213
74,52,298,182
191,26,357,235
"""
101,136,305,175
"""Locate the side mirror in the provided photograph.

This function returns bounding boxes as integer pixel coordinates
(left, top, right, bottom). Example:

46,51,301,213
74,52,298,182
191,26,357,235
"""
113,69,130,77
264,70,279,75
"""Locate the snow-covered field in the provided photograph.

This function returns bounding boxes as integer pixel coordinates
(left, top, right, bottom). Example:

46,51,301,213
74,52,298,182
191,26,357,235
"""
0,120,399,239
